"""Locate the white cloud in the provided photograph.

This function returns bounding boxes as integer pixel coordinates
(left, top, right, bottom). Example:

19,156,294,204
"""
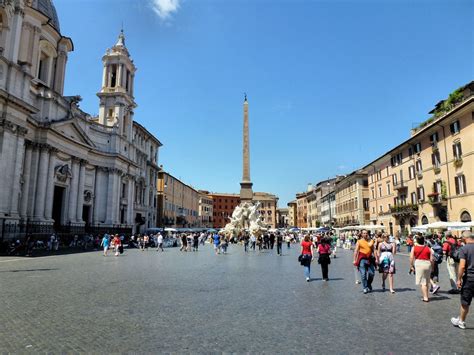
150,0,181,20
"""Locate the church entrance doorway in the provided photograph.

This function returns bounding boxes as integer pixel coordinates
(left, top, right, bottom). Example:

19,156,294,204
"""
52,186,65,230
82,205,91,226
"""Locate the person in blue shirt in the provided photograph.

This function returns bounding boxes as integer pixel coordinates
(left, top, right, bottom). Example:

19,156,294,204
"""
100,234,110,256
212,233,221,255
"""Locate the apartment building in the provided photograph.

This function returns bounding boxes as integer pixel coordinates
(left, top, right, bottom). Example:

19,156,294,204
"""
198,190,213,228
296,192,309,228
364,82,474,235
335,170,370,227
287,200,297,227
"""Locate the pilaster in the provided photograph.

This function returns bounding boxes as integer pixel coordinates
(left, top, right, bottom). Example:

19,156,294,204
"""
67,157,80,222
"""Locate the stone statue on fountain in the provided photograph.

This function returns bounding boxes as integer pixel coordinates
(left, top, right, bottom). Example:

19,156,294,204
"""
220,202,266,239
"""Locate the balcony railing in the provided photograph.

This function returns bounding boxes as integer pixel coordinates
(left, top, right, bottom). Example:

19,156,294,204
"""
453,157,463,168
390,204,419,216
393,180,407,191
428,192,447,205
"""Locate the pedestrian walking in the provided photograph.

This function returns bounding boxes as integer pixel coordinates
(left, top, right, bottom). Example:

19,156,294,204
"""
451,231,474,330
180,234,187,252
193,234,199,251
156,233,164,252
212,233,220,255
376,233,396,293
243,234,250,253
443,231,462,294
250,234,256,251
427,234,443,294
100,234,110,256
113,234,122,256
318,237,331,281
300,235,314,282
353,230,375,294
270,233,275,250
410,235,434,302
286,234,291,249
276,233,283,256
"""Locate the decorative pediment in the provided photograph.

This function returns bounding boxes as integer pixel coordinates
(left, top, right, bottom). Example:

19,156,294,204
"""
51,120,96,148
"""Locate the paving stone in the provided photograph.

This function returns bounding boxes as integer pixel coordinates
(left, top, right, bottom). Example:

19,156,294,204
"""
0,245,472,353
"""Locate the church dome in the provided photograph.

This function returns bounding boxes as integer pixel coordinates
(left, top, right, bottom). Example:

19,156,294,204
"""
31,0,61,32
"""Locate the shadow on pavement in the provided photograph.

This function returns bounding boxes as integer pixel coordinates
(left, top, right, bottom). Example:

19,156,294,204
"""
0,268,59,273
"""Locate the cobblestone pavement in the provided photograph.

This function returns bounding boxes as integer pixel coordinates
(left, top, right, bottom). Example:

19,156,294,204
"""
0,244,472,353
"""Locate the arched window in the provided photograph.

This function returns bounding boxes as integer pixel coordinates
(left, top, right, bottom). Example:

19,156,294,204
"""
461,211,472,222
37,40,57,86
421,215,429,225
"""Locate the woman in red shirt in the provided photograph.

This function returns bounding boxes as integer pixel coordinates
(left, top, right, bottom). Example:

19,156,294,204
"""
300,235,314,282
318,237,332,281
410,235,434,302
113,234,122,257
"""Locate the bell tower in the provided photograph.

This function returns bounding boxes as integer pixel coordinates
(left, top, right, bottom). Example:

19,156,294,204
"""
97,30,136,138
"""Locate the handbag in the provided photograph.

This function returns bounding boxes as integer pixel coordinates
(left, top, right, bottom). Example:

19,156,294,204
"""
119,245,124,254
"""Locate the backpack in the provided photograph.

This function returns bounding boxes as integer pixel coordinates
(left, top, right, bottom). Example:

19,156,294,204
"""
431,244,443,264
449,241,461,263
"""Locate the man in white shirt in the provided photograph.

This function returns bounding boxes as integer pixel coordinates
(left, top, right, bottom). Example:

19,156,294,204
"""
156,233,164,252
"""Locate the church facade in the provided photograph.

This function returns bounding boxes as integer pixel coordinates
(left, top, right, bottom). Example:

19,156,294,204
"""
0,0,161,239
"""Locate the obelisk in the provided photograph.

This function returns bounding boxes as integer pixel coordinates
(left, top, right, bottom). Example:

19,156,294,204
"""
240,94,253,201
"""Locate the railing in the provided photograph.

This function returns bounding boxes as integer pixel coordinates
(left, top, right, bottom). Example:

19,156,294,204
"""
0,219,133,243
393,180,407,190
390,204,419,215
428,193,447,205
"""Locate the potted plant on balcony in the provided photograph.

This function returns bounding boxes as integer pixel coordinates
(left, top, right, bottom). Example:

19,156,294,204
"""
427,192,439,204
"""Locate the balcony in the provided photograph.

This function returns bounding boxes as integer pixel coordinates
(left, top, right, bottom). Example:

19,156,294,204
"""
433,166,441,174
393,180,408,191
390,204,419,216
453,157,463,168
431,142,439,152
416,171,423,179
428,192,447,206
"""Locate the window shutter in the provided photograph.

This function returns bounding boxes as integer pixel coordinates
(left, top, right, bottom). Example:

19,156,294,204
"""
431,154,435,166
462,175,467,193
450,123,455,134
459,143,463,156
455,177,460,195
453,144,457,158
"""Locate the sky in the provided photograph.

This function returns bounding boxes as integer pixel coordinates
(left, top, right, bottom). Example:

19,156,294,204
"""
55,0,473,206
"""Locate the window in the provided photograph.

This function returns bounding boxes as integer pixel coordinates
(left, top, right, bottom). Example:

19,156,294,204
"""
387,182,391,195
455,175,467,195
392,174,398,185
379,205,383,213
408,165,415,179
391,153,403,166
430,132,439,145
413,142,422,154
431,152,441,168
371,188,375,199
378,186,382,197
372,207,375,214
38,52,48,83
363,198,369,211
121,183,127,198
411,192,417,205
110,64,117,87
416,160,423,173
453,142,462,159
417,186,425,201
450,121,460,134
408,147,413,157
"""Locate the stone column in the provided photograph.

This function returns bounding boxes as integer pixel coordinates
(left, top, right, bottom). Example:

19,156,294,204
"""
68,158,80,223
127,176,134,225
76,160,86,222
117,64,123,87
54,50,67,95
102,65,107,88
10,132,26,217
106,169,118,225
91,167,99,224
33,145,50,220
20,142,33,218
44,149,58,220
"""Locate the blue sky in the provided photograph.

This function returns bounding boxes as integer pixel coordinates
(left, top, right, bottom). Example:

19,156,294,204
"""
55,0,473,206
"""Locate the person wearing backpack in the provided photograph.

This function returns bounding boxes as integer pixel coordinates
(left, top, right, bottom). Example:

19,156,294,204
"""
443,231,461,294
427,235,442,295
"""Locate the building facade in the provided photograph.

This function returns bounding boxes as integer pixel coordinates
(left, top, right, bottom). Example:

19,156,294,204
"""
0,1,161,240
254,192,278,229
276,208,289,228
209,193,240,228
335,170,370,227
157,171,199,228
198,190,213,228
364,82,474,235
296,192,308,228
287,200,297,227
